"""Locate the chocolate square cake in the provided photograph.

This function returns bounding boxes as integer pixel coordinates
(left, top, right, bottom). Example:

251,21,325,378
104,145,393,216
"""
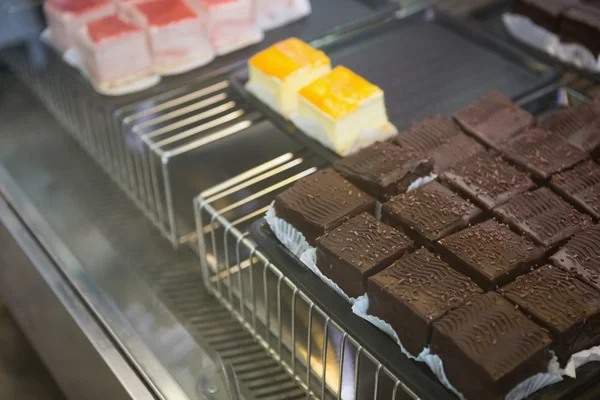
453,91,535,149
501,264,600,362
316,213,413,298
515,0,579,32
394,115,463,151
551,224,600,291
560,5,600,57
393,116,484,173
273,169,375,245
441,150,535,210
382,181,482,243
436,220,545,289
367,248,482,356
494,188,592,248
551,160,600,218
501,128,588,180
539,105,600,153
426,134,486,174
333,142,432,201
431,292,552,400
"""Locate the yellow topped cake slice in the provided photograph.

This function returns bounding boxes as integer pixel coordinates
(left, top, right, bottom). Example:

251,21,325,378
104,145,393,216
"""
295,66,394,155
247,38,331,116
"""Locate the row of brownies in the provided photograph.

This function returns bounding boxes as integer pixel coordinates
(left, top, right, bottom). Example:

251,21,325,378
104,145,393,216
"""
272,90,600,400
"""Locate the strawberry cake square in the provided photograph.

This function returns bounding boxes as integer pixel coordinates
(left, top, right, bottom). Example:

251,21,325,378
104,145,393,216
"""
74,14,153,89
189,0,264,55
256,0,311,31
43,0,116,51
123,0,214,73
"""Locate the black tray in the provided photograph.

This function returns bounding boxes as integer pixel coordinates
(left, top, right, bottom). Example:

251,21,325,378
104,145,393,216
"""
230,7,559,162
470,0,600,83
249,87,600,400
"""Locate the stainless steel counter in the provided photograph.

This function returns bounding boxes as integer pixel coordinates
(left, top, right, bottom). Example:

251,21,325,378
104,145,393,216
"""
0,71,307,400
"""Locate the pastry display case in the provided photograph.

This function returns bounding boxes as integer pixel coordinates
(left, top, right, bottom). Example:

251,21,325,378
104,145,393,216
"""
2,1,600,400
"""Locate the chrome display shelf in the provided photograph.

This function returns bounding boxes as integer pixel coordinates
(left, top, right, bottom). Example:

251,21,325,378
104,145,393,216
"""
0,72,312,400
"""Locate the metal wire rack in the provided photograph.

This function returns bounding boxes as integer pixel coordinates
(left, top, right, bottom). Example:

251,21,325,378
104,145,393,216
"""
0,43,262,247
194,158,422,400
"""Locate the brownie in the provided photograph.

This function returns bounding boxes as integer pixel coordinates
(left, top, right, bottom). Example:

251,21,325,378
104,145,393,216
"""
515,0,579,32
431,292,552,400
441,150,535,210
393,116,484,173
333,142,432,201
273,169,375,245
501,264,600,363
551,160,600,218
315,213,412,298
502,128,588,180
382,181,482,244
367,249,482,356
539,105,600,153
494,188,592,248
560,5,600,57
551,224,600,291
453,91,535,149
436,220,545,289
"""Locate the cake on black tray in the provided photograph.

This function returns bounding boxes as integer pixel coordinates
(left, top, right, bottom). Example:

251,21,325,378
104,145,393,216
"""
551,224,600,291
501,264,600,363
315,213,412,298
367,248,482,356
441,150,535,210
273,169,375,245
431,292,552,400
501,128,588,180
435,220,545,289
551,160,600,218
333,141,433,201
494,187,592,248
392,115,485,174
382,181,482,244
453,91,535,149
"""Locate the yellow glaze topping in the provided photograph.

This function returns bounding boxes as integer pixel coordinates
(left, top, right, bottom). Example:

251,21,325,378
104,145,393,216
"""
248,38,330,81
299,66,383,120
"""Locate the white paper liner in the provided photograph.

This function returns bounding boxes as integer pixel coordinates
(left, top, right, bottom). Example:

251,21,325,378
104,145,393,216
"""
265,205,310,258
300,248,356,303
157,52,215,76
351,295,417,359
290,113,398,156
258,0,311,31
213,27,264,56
407,173,437,192
63,48,161,96
502,13,600,73
245,81,287,117
352,295,600,400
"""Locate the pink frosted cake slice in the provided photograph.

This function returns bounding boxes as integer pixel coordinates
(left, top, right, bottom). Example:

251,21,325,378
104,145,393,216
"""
75,15,153,89
255,0,311,31
43,0,116,51
123,0,214,73
188,0,264,55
